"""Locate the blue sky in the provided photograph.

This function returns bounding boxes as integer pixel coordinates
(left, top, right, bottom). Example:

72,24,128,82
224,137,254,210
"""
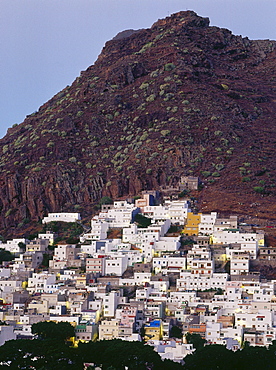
0,0,275,139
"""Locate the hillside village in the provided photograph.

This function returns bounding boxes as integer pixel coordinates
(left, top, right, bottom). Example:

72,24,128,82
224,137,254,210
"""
0,189,275,364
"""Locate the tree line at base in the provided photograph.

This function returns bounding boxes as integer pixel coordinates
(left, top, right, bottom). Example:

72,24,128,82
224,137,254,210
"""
0,322,275,369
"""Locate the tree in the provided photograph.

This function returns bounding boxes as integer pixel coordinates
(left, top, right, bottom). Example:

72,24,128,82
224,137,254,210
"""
31,321,75,341
163,359,183,370
0,338,82,370
169,325,183,339
183,344,234,369
178,190,189,198
41,253,52,267
99,196,113,205
18,242,26,252
235,341,276,370
78,339,164,369
215,287,224,295
140,325,146,341
134,213,152,228
183,342,276,369
185,333,206,350
0,248,14,264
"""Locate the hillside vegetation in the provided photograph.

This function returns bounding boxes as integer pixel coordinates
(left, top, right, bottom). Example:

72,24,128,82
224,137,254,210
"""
0,11,275,238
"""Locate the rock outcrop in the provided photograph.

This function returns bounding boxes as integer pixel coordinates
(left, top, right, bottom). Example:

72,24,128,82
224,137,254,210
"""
0,11,275,237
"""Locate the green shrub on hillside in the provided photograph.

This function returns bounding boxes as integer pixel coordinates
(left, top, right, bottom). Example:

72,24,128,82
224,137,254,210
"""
164,63,176,71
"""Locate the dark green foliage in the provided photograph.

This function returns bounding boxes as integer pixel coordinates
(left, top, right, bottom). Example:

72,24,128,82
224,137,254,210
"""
253,186,265,194
47,243,56,251
167,225,180,233
0,338,82,370
78,339,165,369
184,344,235,369
31,321,75,341
164,63,176,71
185,333,206,350
134,213,152,228
1,336,276,370
163,359,183,370
169,325,183,339
65,236,80,244
28,233,38,240
201,171,211,178
183,342,276,370
216,287,224,295
41,253,52,267
181,238,196,246
237,341,276,369
178,190,189,198
0,248,14,264
18,242,26,252
43,221,83,244
255,169,267,176
99,196,113,205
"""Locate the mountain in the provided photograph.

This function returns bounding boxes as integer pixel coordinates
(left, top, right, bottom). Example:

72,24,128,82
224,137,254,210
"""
0,10,275,238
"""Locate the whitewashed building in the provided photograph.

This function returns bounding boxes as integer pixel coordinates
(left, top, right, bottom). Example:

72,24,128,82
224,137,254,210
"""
42,212,81,223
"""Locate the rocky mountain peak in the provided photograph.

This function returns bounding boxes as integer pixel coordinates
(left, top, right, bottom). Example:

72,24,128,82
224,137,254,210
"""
0,11,275,238
152,10,210,30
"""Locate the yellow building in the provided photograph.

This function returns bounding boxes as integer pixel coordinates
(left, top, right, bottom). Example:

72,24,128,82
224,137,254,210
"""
76,275,86,288
74,323,98,344
182,212,202,236
98,319,119,340
144,320,162,341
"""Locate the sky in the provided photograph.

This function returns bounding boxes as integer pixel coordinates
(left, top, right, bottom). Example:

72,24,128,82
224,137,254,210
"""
0,0,275,139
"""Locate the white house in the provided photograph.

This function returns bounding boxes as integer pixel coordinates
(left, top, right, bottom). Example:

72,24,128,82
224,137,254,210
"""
136,286,154,301
0,279,22,292
98,201,139,228
153,255,186,274
86,256,106,275
105,255,128,276
230,251,249,275
205,322,243,347
148,340,195,363
168,291,197,305
165,200,190,224
119,272,151,286
176,272,228,291
27,272,56,294
0,268,11,278
80,216,109,242
80,240,105,255
143,205,170,222
186,245,212,268
102,291,120,318
0,238,28,254
123,224,159,244
235,310,273,330
38,231,55,245
42,212,81,223
190,259,214,276
155,237,180,252
212,230,264,255
214,216,238,232
198,212,217,236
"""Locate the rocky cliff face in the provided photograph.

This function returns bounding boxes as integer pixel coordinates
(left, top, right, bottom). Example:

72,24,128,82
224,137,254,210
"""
0,11,275,237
